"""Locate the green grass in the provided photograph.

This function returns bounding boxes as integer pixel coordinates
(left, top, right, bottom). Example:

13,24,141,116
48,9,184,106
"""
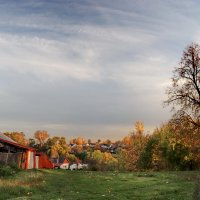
0,170,198,200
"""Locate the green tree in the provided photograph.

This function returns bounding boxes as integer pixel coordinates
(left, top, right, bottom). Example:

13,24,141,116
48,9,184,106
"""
47,137,69,160
138,135,159,170
88,150,118,171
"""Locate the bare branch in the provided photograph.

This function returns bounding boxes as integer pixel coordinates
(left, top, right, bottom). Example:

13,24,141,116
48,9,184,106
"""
165,43,200,128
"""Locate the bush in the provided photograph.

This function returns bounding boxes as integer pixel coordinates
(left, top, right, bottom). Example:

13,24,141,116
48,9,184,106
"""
87,150,118,171
0,165,19,177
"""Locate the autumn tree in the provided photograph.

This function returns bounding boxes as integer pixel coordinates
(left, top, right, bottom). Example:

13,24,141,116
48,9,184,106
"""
97,139,101,143
88,150,118,171
4,132,27,145
104,139,112,146
76,137,84,145
165,43,200,127
122,135,132,146
69,139,75,145
88,139,92,144
120,121,149,171
167,118,200,169
135,121,145,135
28,138,36,148
34,130,49,147
138,119,200,171
137,125,171,171
46,136,69,160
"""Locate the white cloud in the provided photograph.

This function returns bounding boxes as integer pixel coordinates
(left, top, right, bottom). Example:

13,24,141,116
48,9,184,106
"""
0,33,103,82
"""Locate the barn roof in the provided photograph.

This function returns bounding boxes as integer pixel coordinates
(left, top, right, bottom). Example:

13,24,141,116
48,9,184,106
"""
0,133,17,143
0,133,35,151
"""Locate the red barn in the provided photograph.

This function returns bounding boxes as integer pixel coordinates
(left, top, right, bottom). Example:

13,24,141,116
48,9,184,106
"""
0,133,36,169
35,152,54,169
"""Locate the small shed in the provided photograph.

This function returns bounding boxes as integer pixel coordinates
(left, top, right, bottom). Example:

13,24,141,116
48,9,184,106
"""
0,133,36,169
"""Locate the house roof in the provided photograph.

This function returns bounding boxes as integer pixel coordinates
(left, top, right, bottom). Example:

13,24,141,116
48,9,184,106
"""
0,133,35,151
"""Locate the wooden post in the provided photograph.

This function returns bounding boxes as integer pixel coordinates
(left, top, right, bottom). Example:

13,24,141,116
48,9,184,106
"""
33,150,36,169
25,151,29,169
5,146,10,164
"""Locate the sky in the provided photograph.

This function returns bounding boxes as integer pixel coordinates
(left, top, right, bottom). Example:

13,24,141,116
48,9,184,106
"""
0,0,199,141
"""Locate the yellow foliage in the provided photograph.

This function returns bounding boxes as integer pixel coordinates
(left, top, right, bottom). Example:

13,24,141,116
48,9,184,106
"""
135,121,144,135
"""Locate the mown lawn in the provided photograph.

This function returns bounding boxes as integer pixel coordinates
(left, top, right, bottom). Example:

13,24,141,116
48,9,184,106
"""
0,170,199,200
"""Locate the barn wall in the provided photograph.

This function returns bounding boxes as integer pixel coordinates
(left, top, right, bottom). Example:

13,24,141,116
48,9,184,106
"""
0,152,23,167
37,153,53,169
26,151,36,169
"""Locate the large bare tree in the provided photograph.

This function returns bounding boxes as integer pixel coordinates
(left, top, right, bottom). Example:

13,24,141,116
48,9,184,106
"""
165,43,200,127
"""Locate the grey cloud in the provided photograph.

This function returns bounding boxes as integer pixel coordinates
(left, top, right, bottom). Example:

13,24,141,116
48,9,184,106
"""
0,68,169,127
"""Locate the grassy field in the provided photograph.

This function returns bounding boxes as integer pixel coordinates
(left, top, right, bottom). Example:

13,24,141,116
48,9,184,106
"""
0,169,199,200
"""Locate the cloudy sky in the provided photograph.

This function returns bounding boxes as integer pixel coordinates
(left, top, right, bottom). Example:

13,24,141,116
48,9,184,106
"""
0,0,199,140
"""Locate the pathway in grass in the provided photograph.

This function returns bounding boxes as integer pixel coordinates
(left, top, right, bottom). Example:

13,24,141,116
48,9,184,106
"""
0,170,198,200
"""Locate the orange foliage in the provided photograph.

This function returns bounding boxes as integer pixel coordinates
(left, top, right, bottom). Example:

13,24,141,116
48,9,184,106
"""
76,137,84,145
34,130,49,146
169,119,200,162
121,121,149,171
4,132,27,145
